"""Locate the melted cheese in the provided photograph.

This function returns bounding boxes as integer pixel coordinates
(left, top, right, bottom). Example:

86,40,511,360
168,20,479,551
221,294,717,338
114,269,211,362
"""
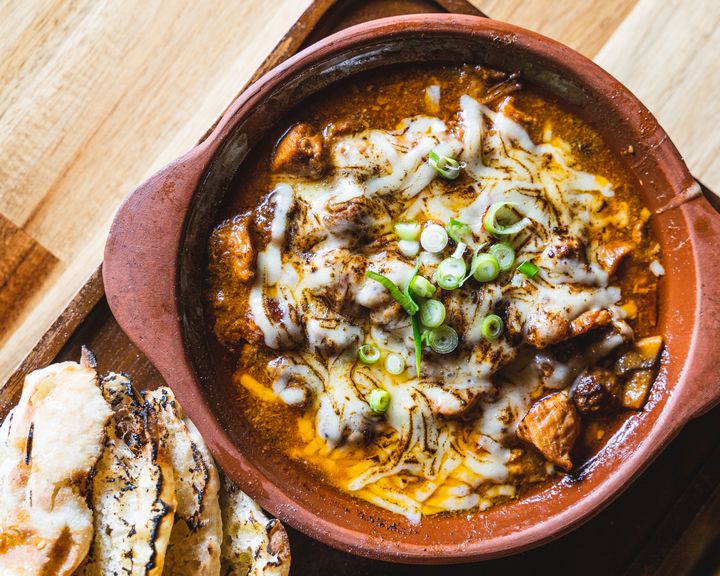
245,94,634,522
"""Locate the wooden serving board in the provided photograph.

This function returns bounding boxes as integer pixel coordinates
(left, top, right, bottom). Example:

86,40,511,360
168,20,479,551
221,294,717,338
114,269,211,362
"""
3,1,719,574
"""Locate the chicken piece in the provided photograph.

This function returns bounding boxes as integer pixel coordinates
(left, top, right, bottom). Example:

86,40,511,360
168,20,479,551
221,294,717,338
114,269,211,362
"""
569,309,613,338
323,117,366,142
306,248,366,316
571,367,621,415
209,214,255,284
322,195,387,239
522,307,572,349
596,240,634,275
271,123,325,178
516,392,580,471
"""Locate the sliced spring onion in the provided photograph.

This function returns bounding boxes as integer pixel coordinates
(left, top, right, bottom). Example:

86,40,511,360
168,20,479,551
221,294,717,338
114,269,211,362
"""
483,202,529,237
427,325,459,354
394,222,421,241
446,218,472,244
409,275,436,299
384,353,406,375
428,150,462,180
489,243,516,272
419,299,446,328
411,314,423,377
365,270,419,315
398,239,420,258
367,389,391,414
472,253,500,282
436,257,466,290
420,224,449,253
480,314,504,340
357,344,381,364
517,260,540,278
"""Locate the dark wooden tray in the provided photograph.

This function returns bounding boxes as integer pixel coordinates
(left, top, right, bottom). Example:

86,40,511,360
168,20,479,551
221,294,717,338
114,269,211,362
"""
3,1,719,574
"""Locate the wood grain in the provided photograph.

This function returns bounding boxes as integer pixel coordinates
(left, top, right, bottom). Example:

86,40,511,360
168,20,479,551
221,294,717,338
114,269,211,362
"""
0,0,718,394
1,1,718,573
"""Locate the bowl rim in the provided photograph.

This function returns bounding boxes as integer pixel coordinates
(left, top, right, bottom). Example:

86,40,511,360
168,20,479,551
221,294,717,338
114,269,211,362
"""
104,13,720,563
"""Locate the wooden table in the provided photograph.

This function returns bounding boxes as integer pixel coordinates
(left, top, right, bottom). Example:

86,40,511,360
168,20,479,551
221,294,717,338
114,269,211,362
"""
1,1,719,573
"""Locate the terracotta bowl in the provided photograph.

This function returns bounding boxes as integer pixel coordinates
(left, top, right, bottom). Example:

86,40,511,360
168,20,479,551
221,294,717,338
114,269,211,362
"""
103,15,720,563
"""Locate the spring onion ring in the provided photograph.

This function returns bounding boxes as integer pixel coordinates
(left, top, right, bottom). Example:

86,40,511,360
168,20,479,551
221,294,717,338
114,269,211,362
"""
419,299,446,328
385,353,406,375
436,257,466,290
428,150,462,180
472,253,500,282
427,325,459,354
357,344,381,364
394,222,421,241
483,202,530,237
420,223,449,253
409,275,436,299
446,218,472,244
480,314,504,340
489,243,516,271
367,389,391,414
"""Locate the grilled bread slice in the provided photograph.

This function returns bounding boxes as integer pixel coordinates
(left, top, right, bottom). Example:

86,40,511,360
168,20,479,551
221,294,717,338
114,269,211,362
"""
220,477,291,576
76,373,176,576
144,387,222,576
0,349,111,576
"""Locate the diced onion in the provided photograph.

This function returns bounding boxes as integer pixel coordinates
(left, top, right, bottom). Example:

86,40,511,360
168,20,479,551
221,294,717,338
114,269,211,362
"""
420,224,449,253
385,353,406,375
398,239,420,258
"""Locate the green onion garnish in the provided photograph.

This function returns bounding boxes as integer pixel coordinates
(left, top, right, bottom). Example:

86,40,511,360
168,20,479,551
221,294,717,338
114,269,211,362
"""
384,353,406,375
367,389,391,414
517,260,540,278
357,344,381,365
409,275,436,299
411,315,423,377
446,218,472,244
365,270,419,315
427,325,459,354
420,223,449,253
428,150,462,180
472,253,500,283
419,299,446,328
436,257,466,290
394,222,421,241
483,202,529,237
489,243,516,272
480,314,504,340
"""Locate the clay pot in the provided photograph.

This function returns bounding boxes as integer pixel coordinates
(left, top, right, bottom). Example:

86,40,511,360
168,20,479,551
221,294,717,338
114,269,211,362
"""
103,15,720,563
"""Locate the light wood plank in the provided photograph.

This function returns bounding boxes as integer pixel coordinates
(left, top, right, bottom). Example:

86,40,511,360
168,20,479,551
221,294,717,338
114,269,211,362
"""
594,0,720,191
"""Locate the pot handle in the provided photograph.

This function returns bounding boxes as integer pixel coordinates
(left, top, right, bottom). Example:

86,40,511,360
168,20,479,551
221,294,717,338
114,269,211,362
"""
675,193,720,421
103,142,214,387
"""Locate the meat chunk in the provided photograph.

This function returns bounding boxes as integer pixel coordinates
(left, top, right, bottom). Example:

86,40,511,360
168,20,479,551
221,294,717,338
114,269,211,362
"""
571,367,621,414
516,392,580,471
522,308,571,349
209,215,255,284
596,240,634,275
569,309,613,338
271,123,325,178
306,248,366,316
322,196,377,238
